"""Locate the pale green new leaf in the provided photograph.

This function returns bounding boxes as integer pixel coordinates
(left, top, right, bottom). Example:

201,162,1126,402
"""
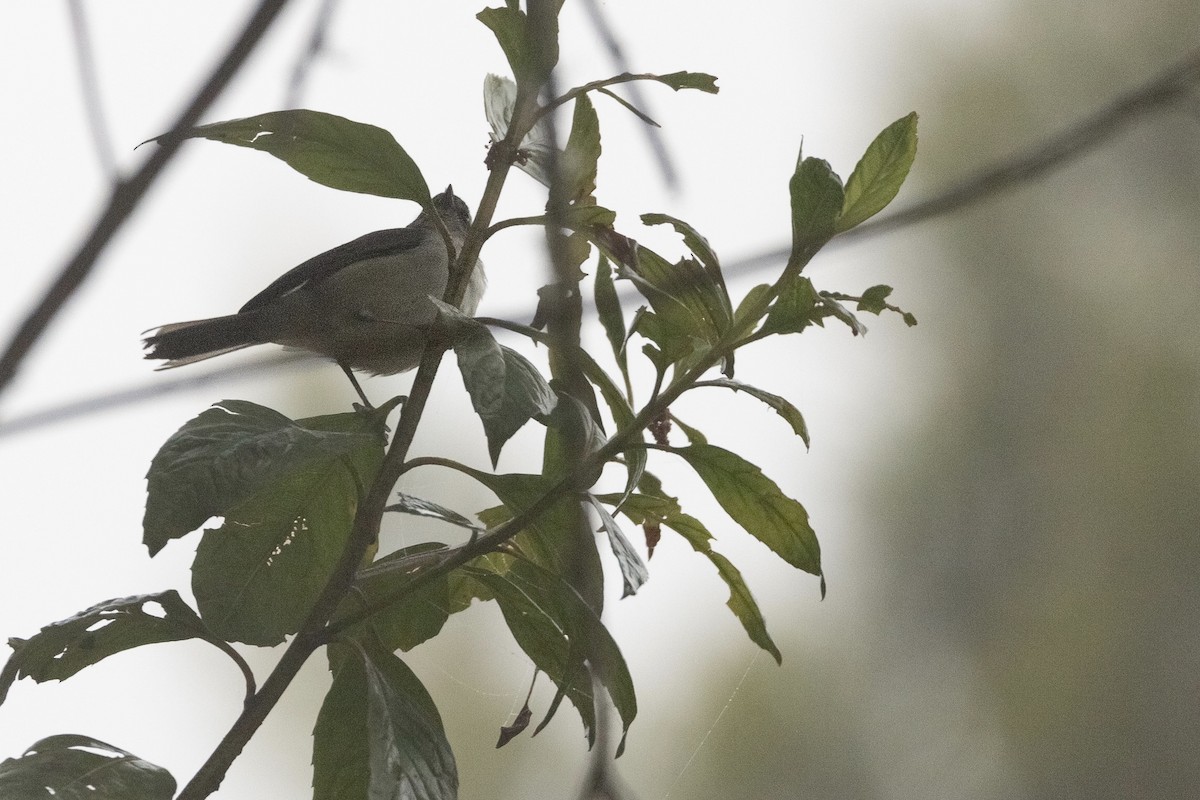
836,112,918,233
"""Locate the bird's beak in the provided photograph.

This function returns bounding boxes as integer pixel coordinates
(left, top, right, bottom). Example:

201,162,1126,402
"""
444,184,454,197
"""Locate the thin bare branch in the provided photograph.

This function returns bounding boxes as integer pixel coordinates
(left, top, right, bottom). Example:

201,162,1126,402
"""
66,0,118,180
284,0,340,108
0,0,293,400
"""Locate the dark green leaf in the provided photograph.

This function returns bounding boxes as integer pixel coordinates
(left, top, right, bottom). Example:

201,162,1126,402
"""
314,640,456,800
542,392,606,490
594,255,630,385
692,378,809,448
143,399,389,555
835,112,918,233
558,94,601,205
587,495,649,597
478,5,557,89
669,414,708,446
1,592,223,705
0,735,175,800
187,406,389,645
788,155,844,269
461,470,605,614
340,543,452,653
599,489,781,663
759,275,819,337
671,444,821,576
154,110,429,203
465,556,636,751
857,284,894,315
442,305,556,467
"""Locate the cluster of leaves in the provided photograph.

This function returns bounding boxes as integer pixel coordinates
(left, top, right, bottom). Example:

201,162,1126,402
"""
0,3,917,799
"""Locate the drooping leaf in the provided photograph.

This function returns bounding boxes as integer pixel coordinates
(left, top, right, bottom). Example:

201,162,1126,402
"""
153,110,429,203
598,488,781,663
788,155,844,269
818,292,868,336
385,493,483,533
691,378,810,448
464,556,636,752
587,494,649,598
0,735,175,800
186,405,391,645
1,592,230,705
143,399,392,555
314,641,456,800
836,112,918,233
670,444,821,577
439,302,557,466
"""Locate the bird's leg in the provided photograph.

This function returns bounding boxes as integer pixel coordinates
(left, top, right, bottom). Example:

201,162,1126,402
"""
340,363,373,408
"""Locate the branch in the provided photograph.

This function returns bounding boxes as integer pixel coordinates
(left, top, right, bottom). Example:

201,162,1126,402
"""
66,0,117,180
0,0,293,399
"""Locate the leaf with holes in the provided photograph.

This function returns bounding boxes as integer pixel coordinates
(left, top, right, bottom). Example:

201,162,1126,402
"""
0,735,176,800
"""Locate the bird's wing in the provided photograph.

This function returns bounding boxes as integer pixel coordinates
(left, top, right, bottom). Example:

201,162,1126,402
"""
239,227,428,312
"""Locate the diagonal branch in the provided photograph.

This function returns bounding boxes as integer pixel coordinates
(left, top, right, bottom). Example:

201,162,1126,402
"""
0,0,293,399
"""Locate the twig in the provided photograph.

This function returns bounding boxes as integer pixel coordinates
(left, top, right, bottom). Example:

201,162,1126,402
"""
284,0,340,108
0,0,293,399
66,0,118,181
580,0,677,189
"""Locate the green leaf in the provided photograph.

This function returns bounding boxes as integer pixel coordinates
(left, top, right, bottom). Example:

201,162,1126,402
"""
835,112,918,233
186,405,390,645
857,284,894,315
1,592,225,705
759,275,819,337
594,255,630,386
599,489,781,663
464,556,636,751
558,93,601,205
788,155,844,268
155,110,430,203
143,399,390,555
692,378,809,449
314,641,456,800
0,735,175,800
442,304,557,467
478,5,557,89
654,71,720,93
818,292,868,336
587,494,649,597
340,544,452,653
671,444,821,576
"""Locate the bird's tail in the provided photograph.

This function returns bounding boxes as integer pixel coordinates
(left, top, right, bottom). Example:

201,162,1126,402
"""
143,312,268,368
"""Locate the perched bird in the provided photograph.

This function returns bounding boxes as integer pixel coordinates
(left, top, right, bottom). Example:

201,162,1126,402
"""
143,186,486,403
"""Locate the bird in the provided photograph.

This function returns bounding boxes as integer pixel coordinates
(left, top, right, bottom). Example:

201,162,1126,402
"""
143,186,486,405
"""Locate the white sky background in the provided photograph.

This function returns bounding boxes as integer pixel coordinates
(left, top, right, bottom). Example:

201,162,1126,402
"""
0,2,1008,798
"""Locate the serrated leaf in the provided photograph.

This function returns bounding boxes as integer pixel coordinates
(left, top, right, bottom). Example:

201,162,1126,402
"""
0,735,175,800
671,444,821,576
154,110,429,203
143,399,390,555
1,592,224,705
692,378,809,448
464,556,636,752
314,641,456,800
836,112,918,233
788,155,844,269
186,406,389,645
587,495,649,598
